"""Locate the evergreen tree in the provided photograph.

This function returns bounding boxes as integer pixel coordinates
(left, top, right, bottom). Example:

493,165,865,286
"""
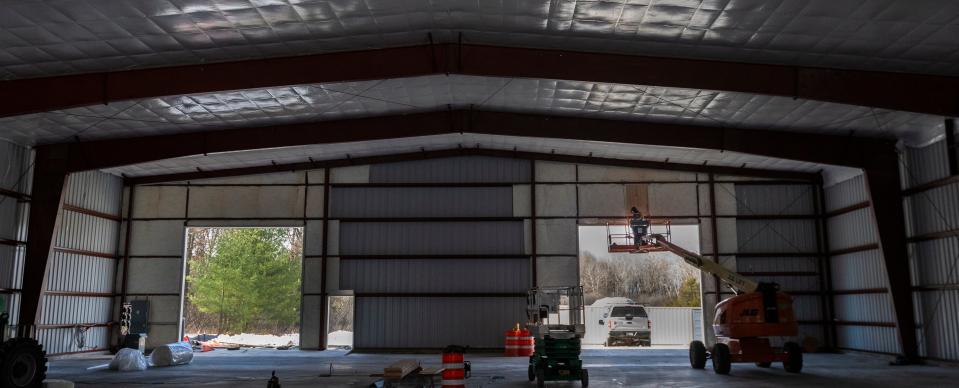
187,228,301,334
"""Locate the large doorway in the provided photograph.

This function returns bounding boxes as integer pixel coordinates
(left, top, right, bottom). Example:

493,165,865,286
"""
578,223,703,348
182,227,303,348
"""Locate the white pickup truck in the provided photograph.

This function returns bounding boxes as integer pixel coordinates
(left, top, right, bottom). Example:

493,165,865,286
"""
599,304,652,347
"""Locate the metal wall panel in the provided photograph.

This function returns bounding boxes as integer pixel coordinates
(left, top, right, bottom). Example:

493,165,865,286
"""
56,211,118,255
0,140,30,326
369,156,530,183
339,221,524,256
824,174,904,355
903,142,959,361
905,181,959,237
330,187,513,218
831,250,889,290
833,294,896,323
904,140,949,188
827,208,878,250
733,183,823,345
39,295,112,325
645,307,702,345
353,297,527,349
38,170,122,354
340,258,529,293
790,295,823,321
0,139,30,192
909,237,959,287
46,252,114,293
0,246,18,290
915,290,959,361
736,256,819,273
735,185,815,215
824,173,868,212
735,220,818,253
64,171,123,215
36,326,109,356
836,326,902,354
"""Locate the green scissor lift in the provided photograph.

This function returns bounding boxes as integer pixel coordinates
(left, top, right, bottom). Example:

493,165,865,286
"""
526,286,588,388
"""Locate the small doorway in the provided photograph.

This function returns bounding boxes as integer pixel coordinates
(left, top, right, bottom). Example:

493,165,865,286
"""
182,227,303,348
327,295,354,349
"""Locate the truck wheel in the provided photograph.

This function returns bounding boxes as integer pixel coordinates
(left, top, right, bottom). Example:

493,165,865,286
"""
581,368,589,387
536,367,546,388
528,365,536,381
783,342,803,373
689,341,707,369
0,338,48,388
711,343,731,375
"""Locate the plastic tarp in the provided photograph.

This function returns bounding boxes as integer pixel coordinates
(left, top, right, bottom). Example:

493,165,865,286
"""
150,341,194,367
109,348,148,371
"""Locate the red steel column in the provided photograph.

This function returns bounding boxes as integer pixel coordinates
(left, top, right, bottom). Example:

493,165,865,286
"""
20,145,70,334
864,153,919,363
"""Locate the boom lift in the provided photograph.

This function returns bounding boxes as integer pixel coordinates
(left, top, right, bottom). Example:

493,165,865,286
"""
648,234,802,375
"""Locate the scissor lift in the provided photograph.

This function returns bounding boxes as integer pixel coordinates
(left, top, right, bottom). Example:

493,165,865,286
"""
606,218,672,254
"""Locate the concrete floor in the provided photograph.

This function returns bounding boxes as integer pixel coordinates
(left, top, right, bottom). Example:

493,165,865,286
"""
48,348,959,387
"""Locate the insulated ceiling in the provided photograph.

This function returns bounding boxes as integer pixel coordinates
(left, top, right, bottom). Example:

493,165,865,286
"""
0,74,943,147
2,0,958,80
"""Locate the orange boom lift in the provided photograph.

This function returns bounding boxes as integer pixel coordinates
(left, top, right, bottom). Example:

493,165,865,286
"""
609,230,802,375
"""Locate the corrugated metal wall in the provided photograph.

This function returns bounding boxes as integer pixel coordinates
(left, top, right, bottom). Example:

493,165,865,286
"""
368,156,530,183
646,307,704,345
733,183,827,348
344,157,530,349
0,140,31,330
38,170,123,355
824,174,901,355
902,139,959,361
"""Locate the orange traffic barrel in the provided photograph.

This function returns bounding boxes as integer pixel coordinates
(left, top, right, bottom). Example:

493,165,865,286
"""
505,324,535,357
442,345,466,388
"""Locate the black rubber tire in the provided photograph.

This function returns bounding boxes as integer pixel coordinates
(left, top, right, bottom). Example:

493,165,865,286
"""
581,368,589,387
783,342,803,373
0,338,48,388
528,365,536,381
755,362,772,368
536,367,546,388
689,341,707,369
712,343,731,375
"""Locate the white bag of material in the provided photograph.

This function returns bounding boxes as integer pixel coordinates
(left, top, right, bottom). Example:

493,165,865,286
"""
150,341,194,367
109,348,148,371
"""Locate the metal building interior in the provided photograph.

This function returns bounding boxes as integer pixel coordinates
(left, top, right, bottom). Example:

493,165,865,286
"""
2,1,959,387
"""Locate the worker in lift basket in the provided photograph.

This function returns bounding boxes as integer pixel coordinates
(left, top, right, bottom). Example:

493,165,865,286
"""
630,207,650,247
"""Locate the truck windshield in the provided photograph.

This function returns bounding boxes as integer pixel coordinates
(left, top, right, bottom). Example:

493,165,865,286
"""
610,306,647,317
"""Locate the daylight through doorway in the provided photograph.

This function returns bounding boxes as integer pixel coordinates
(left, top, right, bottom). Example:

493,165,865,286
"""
183,227,303,348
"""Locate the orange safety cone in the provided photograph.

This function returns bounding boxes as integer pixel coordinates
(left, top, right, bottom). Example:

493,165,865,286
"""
505,323,534,357
441,345,466,388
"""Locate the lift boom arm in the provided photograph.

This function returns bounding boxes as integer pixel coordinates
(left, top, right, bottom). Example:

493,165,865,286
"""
650,234,759,294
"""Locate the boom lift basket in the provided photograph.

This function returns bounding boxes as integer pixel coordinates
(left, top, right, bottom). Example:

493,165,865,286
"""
606,218,672,253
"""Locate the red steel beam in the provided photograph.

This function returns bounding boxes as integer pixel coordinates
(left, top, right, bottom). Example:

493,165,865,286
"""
126,147,818,185
46,110,892,174
2,44,958,119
